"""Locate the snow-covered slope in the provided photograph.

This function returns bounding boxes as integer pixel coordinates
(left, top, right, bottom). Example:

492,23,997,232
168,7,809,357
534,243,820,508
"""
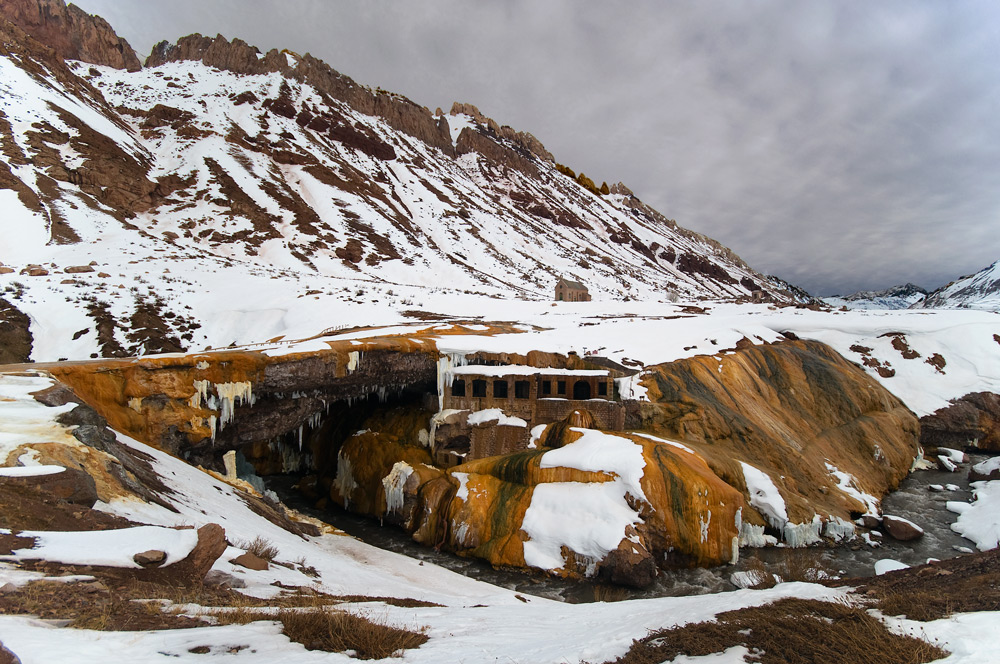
823,283,927,310
920,259,1000,312
0,17,803,362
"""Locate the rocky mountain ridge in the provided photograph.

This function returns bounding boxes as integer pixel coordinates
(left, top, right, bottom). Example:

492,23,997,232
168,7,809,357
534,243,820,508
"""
919,259,1000,312
0,0,804,362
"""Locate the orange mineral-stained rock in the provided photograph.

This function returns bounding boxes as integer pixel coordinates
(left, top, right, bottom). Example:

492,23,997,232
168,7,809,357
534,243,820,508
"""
632,339,920,538
331,411,743,586
441,429,743,586
330,429,442,529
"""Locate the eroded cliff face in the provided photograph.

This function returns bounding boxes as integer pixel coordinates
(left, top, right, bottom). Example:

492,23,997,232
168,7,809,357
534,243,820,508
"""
631,339,919,538
0,0,141,70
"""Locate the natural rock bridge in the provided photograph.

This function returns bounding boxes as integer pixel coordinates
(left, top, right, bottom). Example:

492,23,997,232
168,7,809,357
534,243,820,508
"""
39,337,440,471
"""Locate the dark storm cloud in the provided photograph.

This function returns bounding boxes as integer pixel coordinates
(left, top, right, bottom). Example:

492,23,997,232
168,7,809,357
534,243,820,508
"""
70,0,1000,295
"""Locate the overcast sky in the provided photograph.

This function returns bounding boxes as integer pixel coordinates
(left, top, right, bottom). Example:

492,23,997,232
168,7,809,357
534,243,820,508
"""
70,0,1000,295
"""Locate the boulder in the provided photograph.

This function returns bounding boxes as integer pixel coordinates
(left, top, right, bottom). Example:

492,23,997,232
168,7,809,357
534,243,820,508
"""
141,523,226,584
969,457,1000,482
0,641,20,664
133,549,166,567
203,569,246,588
860,514,882,529
882,515,924,541
64,265,94,273
230,551,268,571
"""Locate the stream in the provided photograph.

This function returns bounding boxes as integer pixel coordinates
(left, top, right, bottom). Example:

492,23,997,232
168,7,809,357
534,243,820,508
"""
266,454,989,603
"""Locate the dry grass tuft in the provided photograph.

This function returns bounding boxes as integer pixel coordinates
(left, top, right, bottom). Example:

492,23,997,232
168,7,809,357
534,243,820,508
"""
614,598,947,664
0,580,207,631
217,606,427,658
234,535,280,562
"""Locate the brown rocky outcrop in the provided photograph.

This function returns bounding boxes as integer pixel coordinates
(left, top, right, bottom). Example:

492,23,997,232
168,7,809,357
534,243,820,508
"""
0,466,97,507
456,127,540,178
42,337,438,460
450,102,554,163
0,297,32,364
920,392,1000,452
631,339,920,530
0,0,141,70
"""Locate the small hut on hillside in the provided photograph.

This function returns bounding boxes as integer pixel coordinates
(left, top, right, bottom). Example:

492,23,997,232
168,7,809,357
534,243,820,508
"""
555,277,591,302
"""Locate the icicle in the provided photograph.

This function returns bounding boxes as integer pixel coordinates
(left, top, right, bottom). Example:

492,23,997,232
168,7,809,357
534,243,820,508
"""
382,461,413,515
215,381,255,428
347,351,360,373
298,424,304,451
190,380,210,408
334,450,357,507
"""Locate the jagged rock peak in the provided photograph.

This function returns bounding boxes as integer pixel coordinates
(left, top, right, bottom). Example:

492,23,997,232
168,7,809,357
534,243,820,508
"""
450,101,554,163
145,33,287,75
0,0,140,70
145,32,455,156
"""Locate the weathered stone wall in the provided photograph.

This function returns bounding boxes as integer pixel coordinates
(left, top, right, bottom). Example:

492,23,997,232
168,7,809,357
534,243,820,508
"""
535,399,624,431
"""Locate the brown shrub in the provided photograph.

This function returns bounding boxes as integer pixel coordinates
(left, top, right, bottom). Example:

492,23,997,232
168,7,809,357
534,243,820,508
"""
234,535,279,562
217,606,427,658
614,598,946,664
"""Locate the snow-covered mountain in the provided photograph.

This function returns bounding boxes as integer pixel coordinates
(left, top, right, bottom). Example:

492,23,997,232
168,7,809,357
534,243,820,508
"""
0,1,806,362
823,283,928,310
919,260,1000,312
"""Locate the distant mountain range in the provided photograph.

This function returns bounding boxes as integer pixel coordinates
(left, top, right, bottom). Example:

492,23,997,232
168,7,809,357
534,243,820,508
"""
824,260,1000,312
823,283,928,310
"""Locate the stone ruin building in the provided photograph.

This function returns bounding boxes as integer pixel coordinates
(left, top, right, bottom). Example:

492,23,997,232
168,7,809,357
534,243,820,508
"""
432,364,625,467
555,277,591,302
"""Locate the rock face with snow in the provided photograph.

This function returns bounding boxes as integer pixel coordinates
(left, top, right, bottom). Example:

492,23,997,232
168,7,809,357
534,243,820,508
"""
631,339,919,536
0,1,802,361
919,259,1000,312
920,392,1000,453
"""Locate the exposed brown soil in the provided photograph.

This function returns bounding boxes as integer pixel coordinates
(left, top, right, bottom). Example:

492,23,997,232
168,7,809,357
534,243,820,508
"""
0,479,137,532
613,597,946,664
